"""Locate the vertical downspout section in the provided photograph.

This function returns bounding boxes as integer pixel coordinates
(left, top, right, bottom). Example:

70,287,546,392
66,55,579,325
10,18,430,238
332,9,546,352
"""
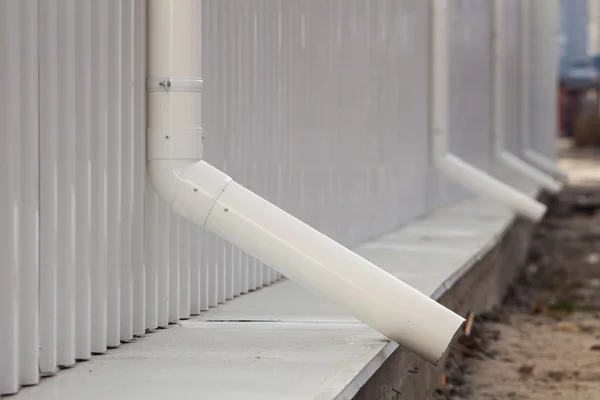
520,0,569,183
146,0,465,365
431,0,547,223
491,0,563,195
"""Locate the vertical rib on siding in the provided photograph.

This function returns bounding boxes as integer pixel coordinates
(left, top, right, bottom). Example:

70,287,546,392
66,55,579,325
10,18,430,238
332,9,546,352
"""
89,0,109,354
201,0,215,308
55,0,77,367
189,2,204,312
144,184,159,330
120,0,135,342
181,222,192,319
106,0,123,348
74,0,93,361
157,206,170,327
0,1,17,388
19,0,41,388
132,0,148,336
38,0,59,374
168,212,180,323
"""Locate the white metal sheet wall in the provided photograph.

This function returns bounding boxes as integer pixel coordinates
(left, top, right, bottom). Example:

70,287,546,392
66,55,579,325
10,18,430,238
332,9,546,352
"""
529,0,560,159
0,0,40,394
448,0,493,170
429,0,495,209
503,0,523,155
590,0,600,56
36,0,141,367
0,0,557,395
201,0,433,253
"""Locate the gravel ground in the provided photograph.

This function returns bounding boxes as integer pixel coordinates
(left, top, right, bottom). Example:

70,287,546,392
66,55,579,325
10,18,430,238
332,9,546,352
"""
432,143,600,400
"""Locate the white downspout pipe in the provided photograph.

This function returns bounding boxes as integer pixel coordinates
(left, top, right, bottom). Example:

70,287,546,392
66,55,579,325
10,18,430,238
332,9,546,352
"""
524,148,568,182
147,0,464,365
520,0,569,183
431,0,547,223
491,0,563,195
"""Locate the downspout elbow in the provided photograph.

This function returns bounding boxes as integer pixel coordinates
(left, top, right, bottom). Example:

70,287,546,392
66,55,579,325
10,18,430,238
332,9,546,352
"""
148,159,232,228
146,81,232,225
147,159,191,206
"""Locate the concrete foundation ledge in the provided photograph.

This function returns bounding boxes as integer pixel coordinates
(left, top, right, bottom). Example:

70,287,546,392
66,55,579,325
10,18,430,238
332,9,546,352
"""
353,196,548,400
16,179,545,400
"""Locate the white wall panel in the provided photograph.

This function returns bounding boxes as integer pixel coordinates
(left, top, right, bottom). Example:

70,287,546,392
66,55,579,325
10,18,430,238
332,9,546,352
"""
55,0,77,367
17,0,41,388
0,1,20,392
106,0,123,348
503,0,523,155
37,0,149,379
143,185,159,330
89,0,109,355
530,0,560,159
590,0,600,56
73,0,93,361
131,0,147,337
0,0,40,393
0,0,559,395
201,0,432,253
449,0,493,169
38,0,60,374
119,0,135,342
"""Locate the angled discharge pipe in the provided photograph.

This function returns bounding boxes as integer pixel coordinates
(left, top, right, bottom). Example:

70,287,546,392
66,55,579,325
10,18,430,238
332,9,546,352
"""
146,0,464,365
431,0,547,223
524,149,569,183
491,0,563,195
519,0,569,183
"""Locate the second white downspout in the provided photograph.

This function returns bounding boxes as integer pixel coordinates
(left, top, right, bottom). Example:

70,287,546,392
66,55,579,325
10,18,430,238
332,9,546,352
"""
431,0,547,223
147,0,464,365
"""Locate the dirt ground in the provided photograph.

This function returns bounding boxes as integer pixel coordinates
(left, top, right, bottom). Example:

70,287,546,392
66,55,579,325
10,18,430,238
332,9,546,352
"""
432,141,600,400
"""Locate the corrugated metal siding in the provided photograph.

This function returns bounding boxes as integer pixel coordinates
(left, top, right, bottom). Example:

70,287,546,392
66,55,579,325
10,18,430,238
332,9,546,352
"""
38,0,148,370
0,0,557,395
201,0,432,252
0,0,40,394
